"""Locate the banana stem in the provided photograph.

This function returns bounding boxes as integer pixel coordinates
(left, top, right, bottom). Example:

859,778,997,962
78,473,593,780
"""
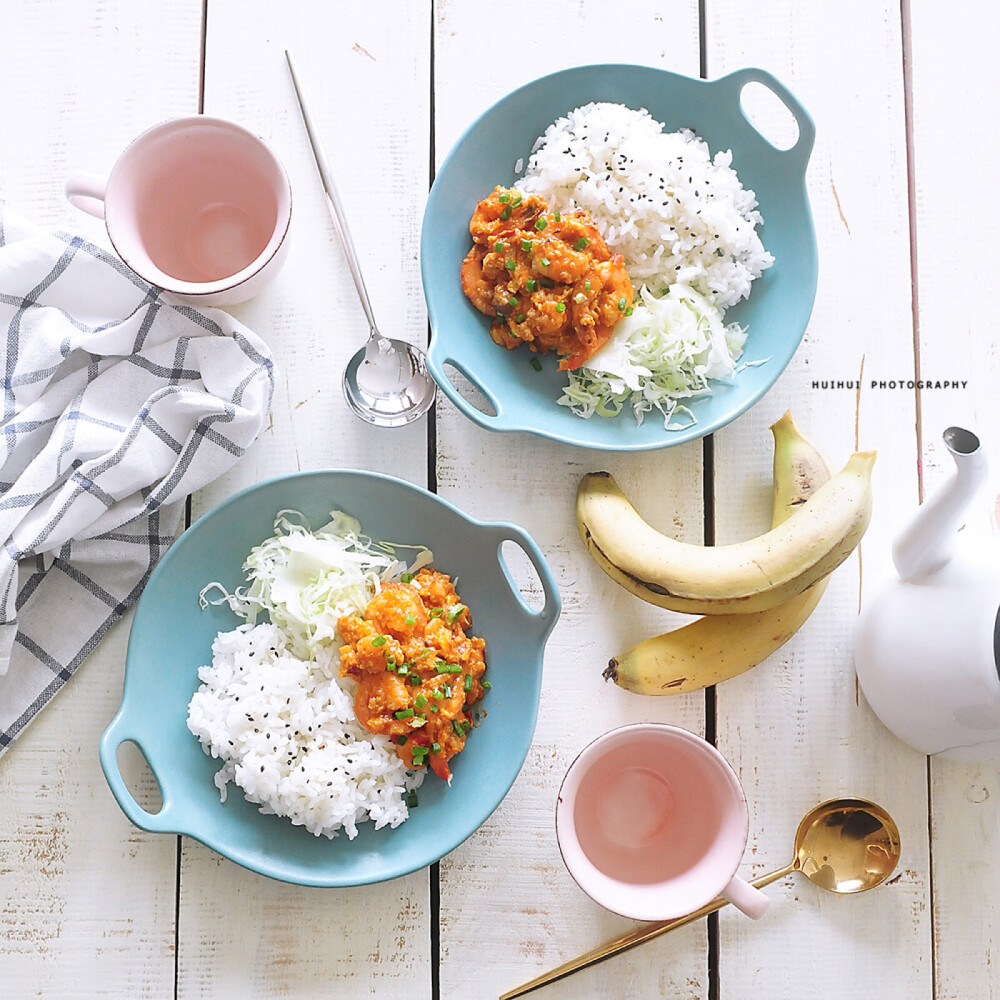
498,863,796,1000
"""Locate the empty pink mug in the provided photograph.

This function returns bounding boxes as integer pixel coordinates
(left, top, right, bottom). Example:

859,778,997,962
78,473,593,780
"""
65,116,292,306
555,723,769,922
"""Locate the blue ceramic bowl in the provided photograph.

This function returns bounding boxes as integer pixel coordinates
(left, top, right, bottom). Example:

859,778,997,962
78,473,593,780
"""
421,64,817,450
99,471,560,886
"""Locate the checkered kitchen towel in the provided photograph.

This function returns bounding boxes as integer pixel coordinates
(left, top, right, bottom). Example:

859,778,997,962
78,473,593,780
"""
0,207,274,755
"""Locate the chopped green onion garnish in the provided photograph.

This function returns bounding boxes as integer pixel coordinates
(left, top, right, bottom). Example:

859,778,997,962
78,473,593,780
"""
394,709,415,720
500,205,512,220
441,663,462,674
540,257,551,267
494,241,504,252
431,742,441,754
538,276,555,288
511,191,523,207
464,673,474,692
521,239,533,252
429,608,443,618
397,663,409,675
554,211,561,221
625,306,634,316
386,656,397,667
617,297,627,311
574,293,586,303
406,791,419,807
415,694,428,709
574,237,590,250
433,688,445,700
443,685,453,697
555,302,566,313
451,720,464,736
498,191,511,204
482,680,492,689
396,735,408,745
446,604,466,624
535,217,548,231
400,572,414,584
530,357,542,371
525,279,538,292
505,259,516,272
514,313,526,324
430,704,439,713
585,279,591,291
405,613,416,626
371,635,387,647
408,674,422,686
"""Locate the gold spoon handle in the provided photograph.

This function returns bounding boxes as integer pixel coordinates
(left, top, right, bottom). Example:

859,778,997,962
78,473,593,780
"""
499,864,795,1000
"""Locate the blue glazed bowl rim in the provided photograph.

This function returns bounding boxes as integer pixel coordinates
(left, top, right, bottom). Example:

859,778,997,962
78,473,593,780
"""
100,469,561,886
422,62,817,451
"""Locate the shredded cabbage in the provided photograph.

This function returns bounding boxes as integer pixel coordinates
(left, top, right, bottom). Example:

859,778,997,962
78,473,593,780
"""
557,283,751,428
200,510,432,661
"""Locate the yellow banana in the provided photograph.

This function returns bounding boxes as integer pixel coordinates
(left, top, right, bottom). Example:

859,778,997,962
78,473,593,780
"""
769,410,833,524
606,413,834,695
576,434,874,616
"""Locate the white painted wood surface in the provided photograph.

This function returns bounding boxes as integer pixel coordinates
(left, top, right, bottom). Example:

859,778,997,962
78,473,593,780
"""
0,1,993,998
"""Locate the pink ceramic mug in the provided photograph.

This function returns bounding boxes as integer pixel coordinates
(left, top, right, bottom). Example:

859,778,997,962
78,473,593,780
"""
555,723,769,921
65,116,291,306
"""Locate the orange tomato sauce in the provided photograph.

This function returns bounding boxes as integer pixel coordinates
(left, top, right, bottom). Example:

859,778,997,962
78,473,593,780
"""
337,568,487,782
460,186,634,370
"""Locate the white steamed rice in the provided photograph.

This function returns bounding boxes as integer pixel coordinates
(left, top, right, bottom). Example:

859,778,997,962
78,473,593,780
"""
187,622,422,839
517,102,773,307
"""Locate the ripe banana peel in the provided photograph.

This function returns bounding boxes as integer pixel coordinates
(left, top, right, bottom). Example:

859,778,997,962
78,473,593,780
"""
604,412,851,695
576,446,874,616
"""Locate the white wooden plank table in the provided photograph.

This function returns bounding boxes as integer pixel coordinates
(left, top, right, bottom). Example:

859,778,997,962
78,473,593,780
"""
0,1,994,997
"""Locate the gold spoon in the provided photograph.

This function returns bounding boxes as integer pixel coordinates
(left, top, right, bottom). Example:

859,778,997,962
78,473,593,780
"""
500,798,901,1000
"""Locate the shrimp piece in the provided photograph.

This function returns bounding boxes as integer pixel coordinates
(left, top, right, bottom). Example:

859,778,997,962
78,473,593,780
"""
460,247,495,315
353,672,412,733
412,568,462,614
338,630,406,676
592,254,634,328
548,212,611,261
489,320,523,350
532,233,591,284
469,186,545,243
364,582,428,641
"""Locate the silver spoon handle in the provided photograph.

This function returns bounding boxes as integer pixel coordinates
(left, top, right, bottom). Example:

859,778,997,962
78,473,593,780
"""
499,864,794,1000
285,50,379,335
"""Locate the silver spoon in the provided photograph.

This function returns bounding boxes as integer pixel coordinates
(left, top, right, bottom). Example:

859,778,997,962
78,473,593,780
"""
285,51,436,426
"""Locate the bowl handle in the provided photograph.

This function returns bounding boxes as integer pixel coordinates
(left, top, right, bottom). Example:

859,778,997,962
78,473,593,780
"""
486,522,562,640
99,710,177,834
715,67,815,173
425,350,508,430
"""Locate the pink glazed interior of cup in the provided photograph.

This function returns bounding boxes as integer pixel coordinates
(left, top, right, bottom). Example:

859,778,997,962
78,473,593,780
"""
556,725,750,920
104,118,290,295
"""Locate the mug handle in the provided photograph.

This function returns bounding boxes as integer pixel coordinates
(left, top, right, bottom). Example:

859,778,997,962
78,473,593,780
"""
721,873,771,919
65,172,108,219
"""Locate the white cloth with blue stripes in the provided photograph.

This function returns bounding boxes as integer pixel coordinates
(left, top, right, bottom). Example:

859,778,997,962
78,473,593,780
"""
0,208,274,755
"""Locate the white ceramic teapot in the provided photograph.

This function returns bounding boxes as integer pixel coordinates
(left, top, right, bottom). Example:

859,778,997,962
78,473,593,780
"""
854,427,1000,760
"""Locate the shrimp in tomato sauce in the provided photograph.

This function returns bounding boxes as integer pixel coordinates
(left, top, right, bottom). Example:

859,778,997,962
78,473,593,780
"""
337,569,487,782
460,186,633,370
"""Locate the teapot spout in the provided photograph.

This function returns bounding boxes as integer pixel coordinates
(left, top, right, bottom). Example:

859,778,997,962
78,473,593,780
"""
893,426,987,581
